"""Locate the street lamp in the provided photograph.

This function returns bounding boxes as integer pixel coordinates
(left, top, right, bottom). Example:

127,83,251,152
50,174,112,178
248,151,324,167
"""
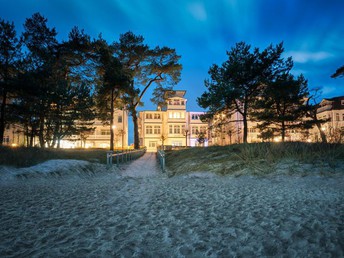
183,127,190,147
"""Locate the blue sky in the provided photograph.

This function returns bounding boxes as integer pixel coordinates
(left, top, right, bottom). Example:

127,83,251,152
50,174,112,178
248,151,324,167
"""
1,0,343,143
1,0,344,109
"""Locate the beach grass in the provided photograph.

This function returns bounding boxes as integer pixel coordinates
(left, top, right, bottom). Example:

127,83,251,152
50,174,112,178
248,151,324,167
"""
0,146,108,168
165,142,344,177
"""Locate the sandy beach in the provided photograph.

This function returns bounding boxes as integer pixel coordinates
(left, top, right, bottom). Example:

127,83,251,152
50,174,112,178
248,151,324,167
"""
0,153,343,257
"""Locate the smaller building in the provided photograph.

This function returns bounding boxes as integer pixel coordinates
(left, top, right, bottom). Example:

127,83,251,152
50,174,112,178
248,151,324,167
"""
313,96,344,143
63,109,129,149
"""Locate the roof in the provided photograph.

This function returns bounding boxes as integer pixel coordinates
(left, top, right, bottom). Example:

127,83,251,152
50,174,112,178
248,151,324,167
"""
319,96,344,111
163,90,186,99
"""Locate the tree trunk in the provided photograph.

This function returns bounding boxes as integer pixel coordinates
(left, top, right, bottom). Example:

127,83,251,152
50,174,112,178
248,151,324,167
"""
39,113,45,148
281,122,286,142
242,113,248,143
0,89,7,146
316,123,327,143
132,109,140,149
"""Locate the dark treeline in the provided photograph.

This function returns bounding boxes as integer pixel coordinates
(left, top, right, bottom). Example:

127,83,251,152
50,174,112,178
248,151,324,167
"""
0,13,182,149
198,42,343,143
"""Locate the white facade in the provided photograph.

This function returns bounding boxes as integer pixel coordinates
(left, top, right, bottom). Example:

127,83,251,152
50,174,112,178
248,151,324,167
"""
138,90,209,152
2,109,129,149
77,109,129,149
312,96,344,143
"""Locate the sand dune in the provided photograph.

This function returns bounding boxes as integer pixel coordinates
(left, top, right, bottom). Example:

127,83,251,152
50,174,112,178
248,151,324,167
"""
0,153,343,257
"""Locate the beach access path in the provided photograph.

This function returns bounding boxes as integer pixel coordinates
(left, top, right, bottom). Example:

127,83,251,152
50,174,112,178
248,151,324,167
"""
0,152,343,257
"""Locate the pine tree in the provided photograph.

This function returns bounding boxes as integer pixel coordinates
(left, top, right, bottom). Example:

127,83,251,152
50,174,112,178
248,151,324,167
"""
0,19,21,145
114,32,182,149
198,42,292,143
251,74,309,142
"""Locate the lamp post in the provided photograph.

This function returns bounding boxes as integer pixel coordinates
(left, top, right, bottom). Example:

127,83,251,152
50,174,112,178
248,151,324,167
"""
111,125,116,149
184,128,190,147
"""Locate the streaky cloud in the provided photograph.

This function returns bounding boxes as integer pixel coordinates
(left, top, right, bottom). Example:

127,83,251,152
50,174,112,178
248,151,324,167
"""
286,51,333,63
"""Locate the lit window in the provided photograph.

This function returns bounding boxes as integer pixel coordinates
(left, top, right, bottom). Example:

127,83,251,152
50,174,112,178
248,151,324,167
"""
154,126,161,134
101,130,110,135
149,141,156,147
146,125,153,134
192,126,198,135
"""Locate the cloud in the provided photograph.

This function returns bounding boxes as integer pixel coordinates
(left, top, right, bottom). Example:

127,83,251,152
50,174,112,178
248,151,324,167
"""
285,51,333,63
187,2,207,21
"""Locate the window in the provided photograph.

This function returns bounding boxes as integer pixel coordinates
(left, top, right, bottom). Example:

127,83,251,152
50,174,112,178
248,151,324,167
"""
192,114,200,120
174,99,180,105
118,115,122,123
149,141,157,147
154,113,161,119
200,126,207,133
146,125,153,134
174,125,181,134
342,114,344,121
181,125,186,134
169,125,173,134
101,130,110,135
181,100,185,105
154,125,161,134
249,128,256,133
341,100,344,105
3,136,9,144
192,126,198,135
146,113,153,119
336,113,340,121
169,112,184,119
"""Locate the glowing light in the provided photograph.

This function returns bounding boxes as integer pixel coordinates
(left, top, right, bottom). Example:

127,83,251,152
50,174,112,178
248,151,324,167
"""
11,143,18,147
273,137,280,142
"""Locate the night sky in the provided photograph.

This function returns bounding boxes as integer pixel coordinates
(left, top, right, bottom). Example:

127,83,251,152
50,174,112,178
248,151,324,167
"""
1,0,344,142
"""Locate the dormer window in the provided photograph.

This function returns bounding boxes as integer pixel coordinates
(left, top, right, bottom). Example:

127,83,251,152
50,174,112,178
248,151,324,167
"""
341,100,344,105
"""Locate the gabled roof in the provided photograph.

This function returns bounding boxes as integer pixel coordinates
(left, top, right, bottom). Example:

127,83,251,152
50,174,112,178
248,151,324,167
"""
163,90,186,99
319,96,344,110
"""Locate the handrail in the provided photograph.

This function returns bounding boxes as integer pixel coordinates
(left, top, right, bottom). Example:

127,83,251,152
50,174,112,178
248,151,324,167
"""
106,147,147,167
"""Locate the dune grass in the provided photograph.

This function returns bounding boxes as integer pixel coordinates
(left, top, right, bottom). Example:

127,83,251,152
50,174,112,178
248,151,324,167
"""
0,147,108,168
165,142,344,177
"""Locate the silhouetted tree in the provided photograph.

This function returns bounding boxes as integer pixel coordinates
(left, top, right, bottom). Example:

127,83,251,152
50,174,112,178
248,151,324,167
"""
94,37,130,151
331,65,344,78
303,88,329,143
20,14,96,148
21,13,59,148
251,74,309,142
0,19,21,145
198,42,292,143
114,32,182,149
